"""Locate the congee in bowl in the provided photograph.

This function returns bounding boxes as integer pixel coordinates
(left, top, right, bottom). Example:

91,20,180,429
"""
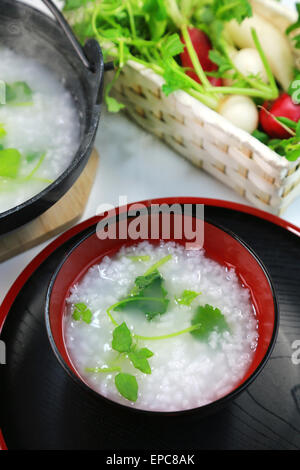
0,47,80,213
46,210,278,416
65,241,259,411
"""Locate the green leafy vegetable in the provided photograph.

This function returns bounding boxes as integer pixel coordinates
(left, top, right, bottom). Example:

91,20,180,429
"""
0,148,21,178
113,255,172,321
161,33,184,59
251,129,270,145
286,3,300,48
212,0,252,24
115,268,169,320
5,81,33,106
72,302,93,324
63,0,88,11
143,0,168,40
64,0,273,114
128,347,153,374
191,304,229,341
26,150,46,163
112,322,133,353
268,137,300,162
115,372,138,402
175,289,201,306
0,124,6,138
105,95,125,113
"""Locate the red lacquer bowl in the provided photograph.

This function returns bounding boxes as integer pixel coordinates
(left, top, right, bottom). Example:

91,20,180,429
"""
45,204,279,418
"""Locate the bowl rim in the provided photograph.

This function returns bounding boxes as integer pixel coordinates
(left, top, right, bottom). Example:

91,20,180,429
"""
0,0,103,222
45,205,280,417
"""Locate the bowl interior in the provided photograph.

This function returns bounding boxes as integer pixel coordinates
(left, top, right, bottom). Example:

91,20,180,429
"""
47,210,278,411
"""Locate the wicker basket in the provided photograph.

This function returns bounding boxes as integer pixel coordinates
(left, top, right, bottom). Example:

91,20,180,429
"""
107,0,300,215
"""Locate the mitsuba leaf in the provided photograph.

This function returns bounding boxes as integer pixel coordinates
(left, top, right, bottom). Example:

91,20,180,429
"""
114,268,169,320
26,150,46,163
5,81,33,105
191,304,229,341
105,96,125,113
112,322,133,353
115,372,138,402
175,290,201,306
72,302,93,324
0,148,21,178
128,347,154,374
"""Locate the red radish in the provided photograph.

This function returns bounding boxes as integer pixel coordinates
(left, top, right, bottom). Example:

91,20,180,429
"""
180,27,222,86
259,93,300,139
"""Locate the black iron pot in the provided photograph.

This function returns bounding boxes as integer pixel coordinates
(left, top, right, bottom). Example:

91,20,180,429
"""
0,0,104,234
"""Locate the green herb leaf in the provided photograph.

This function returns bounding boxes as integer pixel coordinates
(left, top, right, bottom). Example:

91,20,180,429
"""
0,124,6,138
268,136,300,161
63,0,89,12
5,81,33,105
0,148,21,178
209,49,233,74
128,347,154,374
112,322,133,353
252,129,270,145
286,3,300,38
72,302,93,324
191,304,229,341
286,146,300,161
161,33,184,59
162,62,191,96
26,150,46,163
115,372,138,402
175,289,201,306
213,0,252,24
115,268,169,320
105,95,125,113
276,116,297,131
143,0,168,40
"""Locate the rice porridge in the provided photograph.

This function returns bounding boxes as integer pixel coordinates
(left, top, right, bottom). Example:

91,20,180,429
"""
0,47,80,212
65,241,259,411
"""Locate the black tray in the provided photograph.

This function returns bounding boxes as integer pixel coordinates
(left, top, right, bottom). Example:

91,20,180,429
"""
1,199,300,450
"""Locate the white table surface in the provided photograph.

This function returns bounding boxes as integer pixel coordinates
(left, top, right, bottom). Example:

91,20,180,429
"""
1,0,299,304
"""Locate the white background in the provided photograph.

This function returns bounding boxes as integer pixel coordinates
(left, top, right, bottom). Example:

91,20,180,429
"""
0,0,299,303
